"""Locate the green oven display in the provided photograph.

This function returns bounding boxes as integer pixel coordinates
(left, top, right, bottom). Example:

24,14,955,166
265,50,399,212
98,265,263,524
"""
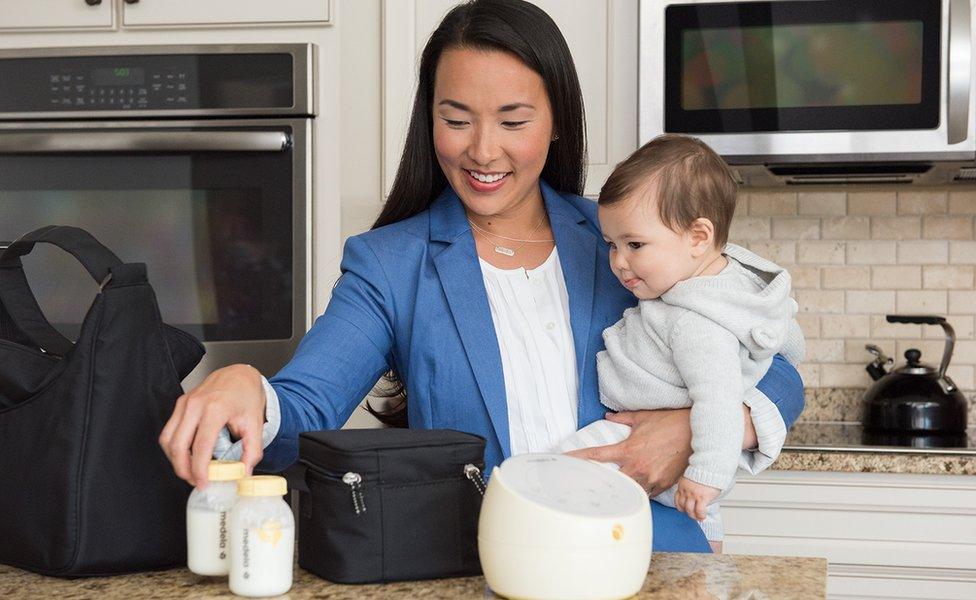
91,67,146,86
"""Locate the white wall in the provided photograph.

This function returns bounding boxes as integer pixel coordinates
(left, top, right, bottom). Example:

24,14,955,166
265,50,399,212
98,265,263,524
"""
336,0,386,428
337,0,384,245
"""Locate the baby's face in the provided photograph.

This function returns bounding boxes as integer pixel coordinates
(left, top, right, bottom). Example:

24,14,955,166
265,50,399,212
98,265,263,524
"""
598,185,700,300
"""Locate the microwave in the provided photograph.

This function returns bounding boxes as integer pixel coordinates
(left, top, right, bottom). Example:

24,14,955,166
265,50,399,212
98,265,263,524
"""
639,0,976,185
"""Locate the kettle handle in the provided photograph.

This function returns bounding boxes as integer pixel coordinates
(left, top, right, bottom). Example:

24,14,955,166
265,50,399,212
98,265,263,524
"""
885,315,955,380
887,315,946,326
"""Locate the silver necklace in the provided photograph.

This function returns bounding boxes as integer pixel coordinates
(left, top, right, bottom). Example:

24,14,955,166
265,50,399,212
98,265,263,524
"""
468,216,552,256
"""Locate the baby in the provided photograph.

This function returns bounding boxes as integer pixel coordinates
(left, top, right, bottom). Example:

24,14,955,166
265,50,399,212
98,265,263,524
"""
557,134,804,551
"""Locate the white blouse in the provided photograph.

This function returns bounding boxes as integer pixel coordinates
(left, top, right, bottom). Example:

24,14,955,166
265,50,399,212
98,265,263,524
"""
478,248,579,455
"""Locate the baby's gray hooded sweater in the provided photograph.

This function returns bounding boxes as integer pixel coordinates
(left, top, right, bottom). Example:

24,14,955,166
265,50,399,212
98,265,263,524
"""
597,244,805,490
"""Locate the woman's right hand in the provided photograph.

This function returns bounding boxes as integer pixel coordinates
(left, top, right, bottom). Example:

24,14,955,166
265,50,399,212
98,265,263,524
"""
158,363,266,489
565,409,693,496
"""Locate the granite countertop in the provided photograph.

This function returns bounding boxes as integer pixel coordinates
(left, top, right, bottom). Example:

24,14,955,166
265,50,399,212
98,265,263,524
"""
769,388,976,476
0,552,827,599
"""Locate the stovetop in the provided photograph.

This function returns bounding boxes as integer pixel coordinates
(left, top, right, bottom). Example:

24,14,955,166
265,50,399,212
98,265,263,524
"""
784,422,976,455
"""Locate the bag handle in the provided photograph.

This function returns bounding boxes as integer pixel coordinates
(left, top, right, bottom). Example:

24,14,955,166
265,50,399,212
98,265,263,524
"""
0,226,124,357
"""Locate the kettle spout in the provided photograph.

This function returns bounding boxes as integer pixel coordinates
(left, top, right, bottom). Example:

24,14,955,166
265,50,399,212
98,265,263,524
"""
865,362,887,381
864,344,892,381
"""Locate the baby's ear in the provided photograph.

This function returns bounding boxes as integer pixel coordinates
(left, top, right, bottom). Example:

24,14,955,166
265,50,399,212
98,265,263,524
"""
687,217,715,256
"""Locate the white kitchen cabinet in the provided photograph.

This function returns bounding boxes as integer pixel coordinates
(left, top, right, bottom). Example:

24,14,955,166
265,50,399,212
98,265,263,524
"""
382,0,639,198
0,0,113,31
121,0,332,28
723,470,976,599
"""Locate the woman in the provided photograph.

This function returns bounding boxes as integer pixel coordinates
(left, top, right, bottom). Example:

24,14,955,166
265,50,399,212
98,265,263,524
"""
159,0,803,552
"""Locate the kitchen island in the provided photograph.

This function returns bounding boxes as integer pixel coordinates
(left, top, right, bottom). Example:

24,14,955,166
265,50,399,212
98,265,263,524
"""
0,552,827,599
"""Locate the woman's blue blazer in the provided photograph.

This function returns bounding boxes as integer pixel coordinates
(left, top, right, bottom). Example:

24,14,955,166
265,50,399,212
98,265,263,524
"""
263,181,805,552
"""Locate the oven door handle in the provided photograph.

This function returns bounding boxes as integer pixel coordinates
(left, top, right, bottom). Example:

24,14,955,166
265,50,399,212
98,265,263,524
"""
0,130,290,153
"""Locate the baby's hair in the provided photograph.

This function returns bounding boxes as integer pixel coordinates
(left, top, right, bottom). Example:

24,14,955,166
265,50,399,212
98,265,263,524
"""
598,134,738,247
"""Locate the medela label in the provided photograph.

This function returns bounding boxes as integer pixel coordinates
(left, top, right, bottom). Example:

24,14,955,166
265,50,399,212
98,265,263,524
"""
229,519,294,597
186,508,230,576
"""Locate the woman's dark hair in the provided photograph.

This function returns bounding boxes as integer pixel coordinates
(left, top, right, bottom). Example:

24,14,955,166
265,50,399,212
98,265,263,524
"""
367,0,587,427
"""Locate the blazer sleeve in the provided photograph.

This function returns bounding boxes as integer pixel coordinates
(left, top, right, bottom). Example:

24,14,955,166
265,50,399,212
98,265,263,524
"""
260,234,396,471
738,353,805,475
760,353,805,427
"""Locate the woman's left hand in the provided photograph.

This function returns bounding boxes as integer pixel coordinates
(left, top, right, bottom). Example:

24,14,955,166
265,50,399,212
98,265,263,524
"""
566,408,693,496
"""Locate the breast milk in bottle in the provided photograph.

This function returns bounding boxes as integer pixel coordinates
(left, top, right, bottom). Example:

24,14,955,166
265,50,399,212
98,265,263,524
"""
228,475,294,597
186,460,246,576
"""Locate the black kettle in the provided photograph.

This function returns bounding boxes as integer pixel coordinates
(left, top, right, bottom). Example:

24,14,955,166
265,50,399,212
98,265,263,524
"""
862,315,968,435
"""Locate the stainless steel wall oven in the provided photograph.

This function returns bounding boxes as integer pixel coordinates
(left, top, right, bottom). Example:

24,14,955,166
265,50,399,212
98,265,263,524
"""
0,44,315,384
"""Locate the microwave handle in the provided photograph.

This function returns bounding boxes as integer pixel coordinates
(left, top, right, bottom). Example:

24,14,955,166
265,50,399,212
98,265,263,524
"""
947,0,972,144
0,130,290,153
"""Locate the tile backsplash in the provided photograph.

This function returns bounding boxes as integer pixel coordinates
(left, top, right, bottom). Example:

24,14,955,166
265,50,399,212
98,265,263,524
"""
730,188,976,392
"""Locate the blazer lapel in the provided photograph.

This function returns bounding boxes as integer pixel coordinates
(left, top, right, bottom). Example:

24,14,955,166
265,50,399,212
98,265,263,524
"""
542,182,598,424
429,189,511,457
429,183,602,454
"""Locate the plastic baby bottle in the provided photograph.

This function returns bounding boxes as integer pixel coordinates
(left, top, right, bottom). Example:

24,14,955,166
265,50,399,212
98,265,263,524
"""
186,460,246,576
228,475,295,597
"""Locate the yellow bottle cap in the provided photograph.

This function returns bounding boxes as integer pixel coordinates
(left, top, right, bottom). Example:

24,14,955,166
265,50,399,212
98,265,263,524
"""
208,460,246,482
237,475,288,497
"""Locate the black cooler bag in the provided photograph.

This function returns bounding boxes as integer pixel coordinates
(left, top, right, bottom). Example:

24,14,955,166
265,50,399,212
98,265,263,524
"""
0,226,204,576
295,428,486,583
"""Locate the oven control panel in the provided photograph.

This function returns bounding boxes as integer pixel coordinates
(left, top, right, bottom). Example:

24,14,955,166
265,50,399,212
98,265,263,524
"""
0,52,295,114
47,67,194,110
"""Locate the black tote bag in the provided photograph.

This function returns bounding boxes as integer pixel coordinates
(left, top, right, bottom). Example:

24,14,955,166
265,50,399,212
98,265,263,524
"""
0,225,204,577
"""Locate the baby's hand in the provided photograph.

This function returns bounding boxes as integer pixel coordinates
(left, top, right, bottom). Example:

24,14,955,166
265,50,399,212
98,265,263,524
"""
673,477,721,521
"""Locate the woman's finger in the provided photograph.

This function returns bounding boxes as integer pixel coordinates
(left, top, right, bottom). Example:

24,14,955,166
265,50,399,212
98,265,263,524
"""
565,442,625,465
190,408,228,489
604,411,637,426
168,396,208,485
238,422,264,475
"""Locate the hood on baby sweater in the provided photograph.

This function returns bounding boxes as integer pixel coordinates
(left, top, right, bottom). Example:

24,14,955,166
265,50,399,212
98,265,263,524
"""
660,244,803,362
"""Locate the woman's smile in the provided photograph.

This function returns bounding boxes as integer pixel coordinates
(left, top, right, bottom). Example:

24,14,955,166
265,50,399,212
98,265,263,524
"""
465,169,512,193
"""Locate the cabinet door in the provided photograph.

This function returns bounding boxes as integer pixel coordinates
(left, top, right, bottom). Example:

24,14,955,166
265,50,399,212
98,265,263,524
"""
0,0,112,31
122,0,331,28
382,0,638,197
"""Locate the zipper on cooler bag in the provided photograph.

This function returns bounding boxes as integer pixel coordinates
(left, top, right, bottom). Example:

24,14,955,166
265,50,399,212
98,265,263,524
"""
341,472,366,515
339,465,484,514
305,462,486,517
463,464,486,496
302,464,370,515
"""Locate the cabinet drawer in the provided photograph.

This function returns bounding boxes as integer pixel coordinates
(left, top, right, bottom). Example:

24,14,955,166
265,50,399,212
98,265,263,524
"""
0,0,113,31
122,0,331,28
